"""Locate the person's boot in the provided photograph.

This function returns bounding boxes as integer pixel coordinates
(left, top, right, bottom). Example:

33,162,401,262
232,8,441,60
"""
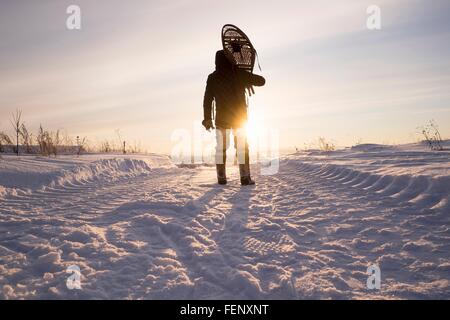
239,164,255,186
216,164,227,185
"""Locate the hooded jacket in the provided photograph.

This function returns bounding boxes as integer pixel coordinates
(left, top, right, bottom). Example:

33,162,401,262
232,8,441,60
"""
203,50,265,128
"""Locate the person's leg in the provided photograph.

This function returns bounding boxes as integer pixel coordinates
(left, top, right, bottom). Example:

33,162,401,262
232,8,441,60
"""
234,127,254,185
215,128,230,184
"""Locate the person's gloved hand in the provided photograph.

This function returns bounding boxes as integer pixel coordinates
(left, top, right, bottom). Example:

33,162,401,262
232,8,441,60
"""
202,119,213,131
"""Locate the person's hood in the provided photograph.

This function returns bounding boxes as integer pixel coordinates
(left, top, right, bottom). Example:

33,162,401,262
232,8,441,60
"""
215,50,233,72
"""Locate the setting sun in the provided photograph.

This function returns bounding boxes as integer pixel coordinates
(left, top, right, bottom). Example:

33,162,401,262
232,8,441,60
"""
245,108,266,146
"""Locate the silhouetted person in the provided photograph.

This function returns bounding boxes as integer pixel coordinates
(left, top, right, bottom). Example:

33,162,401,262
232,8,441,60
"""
202,50,265,185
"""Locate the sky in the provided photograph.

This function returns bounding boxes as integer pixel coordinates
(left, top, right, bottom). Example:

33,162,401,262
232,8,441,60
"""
0,0,449,153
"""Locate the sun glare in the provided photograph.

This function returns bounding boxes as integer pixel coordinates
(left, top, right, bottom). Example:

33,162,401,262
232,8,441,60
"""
245,110,265,145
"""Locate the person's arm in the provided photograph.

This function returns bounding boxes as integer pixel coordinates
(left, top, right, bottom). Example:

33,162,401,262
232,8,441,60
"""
202,75,214,130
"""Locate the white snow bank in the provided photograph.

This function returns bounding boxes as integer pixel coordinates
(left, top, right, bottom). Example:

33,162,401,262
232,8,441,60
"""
285,161,450,211
0,153,173,197
288,141,450,210
292,141,450,177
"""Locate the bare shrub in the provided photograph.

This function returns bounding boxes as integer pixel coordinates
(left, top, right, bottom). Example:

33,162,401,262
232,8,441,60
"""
36,125,61,156
0,132,13,153
98,138,131,154
76,136,88,155
115,129,126,154
10,109,22,155
54,130,61,155
418,120,443,151
60,130,74,154
20,123,34,154
318,137,335,152
99,140,112,153
129,141,143,154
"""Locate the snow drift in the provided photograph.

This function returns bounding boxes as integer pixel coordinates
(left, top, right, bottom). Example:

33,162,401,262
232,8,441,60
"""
0,154,172,198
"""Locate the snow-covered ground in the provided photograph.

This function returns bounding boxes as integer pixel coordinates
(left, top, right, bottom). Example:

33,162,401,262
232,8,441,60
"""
0,142,449,299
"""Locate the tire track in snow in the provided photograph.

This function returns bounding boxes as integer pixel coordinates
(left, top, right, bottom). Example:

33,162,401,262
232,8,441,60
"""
273,160,450,299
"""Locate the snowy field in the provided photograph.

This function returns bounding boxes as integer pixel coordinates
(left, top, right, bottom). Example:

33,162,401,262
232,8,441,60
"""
0,142,449,299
